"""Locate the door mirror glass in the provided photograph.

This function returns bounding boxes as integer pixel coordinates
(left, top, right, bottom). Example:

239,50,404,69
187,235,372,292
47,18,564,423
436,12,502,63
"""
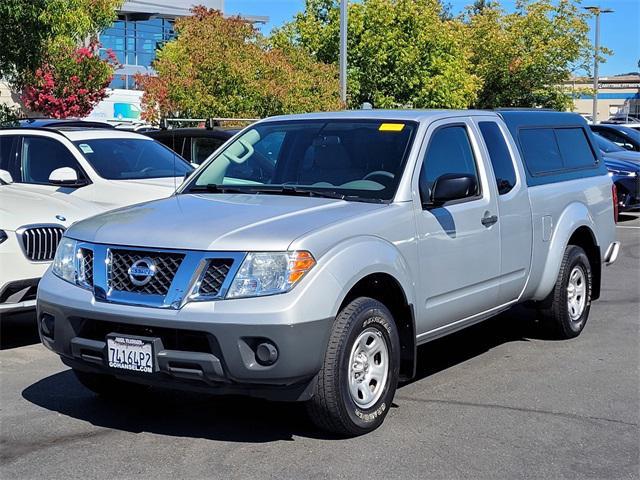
49,167,79,185
431,173,478,205
0,169,13,184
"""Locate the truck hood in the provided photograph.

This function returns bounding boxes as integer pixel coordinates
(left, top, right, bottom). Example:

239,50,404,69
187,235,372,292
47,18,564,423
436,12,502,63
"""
0,184,105,231
66,193,386,251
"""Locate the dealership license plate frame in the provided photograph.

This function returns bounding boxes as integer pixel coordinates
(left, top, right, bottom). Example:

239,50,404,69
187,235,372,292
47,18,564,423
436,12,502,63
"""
106,333,160,374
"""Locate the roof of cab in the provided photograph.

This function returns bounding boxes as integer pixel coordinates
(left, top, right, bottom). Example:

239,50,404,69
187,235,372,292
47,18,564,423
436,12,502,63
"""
263,109,498,123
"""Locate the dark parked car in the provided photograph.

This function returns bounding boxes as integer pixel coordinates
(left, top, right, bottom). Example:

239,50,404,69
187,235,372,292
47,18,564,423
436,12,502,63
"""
593,134,640,212
145,128,237,165
590,124,640,152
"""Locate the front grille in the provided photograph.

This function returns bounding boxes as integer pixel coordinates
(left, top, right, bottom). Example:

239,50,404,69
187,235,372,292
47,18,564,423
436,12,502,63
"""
108,249,184,295
20,226,65,261
78,248,94,287
198,259,234,296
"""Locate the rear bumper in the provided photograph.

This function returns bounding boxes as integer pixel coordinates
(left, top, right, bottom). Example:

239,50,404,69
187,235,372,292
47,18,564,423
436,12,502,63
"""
37,272,334,401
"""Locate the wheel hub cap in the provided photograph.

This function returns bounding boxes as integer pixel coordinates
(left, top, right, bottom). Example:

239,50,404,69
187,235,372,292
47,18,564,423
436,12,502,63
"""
348,327,390,409
567,265,587,321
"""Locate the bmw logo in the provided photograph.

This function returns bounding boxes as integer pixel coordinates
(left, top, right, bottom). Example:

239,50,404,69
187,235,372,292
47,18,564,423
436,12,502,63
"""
55,215,66,221
127,257,157,287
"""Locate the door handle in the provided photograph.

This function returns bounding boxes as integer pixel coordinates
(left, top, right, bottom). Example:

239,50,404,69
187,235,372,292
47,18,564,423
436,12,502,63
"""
481,212,498,227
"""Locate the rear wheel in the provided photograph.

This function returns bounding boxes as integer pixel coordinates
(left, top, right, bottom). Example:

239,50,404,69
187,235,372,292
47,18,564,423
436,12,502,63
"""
306,297,400,437
73,369,149,397
539,245,592,339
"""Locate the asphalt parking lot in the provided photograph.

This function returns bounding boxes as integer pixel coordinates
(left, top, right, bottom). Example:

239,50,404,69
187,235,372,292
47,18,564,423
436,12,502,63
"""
1,214,638,480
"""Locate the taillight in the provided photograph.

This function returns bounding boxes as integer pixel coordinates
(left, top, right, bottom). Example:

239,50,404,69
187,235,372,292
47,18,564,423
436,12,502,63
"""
612,184,619,223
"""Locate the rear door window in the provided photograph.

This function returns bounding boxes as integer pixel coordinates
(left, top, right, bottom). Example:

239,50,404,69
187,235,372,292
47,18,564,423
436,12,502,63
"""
0,135,19,180
192,137,224,164
478,122,517,194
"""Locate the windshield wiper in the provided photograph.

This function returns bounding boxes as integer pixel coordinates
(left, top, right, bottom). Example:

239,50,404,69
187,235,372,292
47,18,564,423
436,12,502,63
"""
186,184,385,203
249,185,386,203
186,184,252,194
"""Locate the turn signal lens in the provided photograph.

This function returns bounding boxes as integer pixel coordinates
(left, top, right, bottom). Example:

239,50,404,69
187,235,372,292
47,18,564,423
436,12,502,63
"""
288,251,316,284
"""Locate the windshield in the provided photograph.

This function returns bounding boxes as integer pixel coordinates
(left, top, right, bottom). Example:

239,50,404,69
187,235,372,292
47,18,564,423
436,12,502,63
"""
593,133,625,153
184,119,417,201
73,138,193,180
614,126,640,142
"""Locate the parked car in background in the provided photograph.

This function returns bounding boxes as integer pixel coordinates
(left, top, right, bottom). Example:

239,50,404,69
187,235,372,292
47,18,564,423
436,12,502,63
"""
17,118,115,129
592,134,640,212
38,109,618,436
0,127,193,209
0,175,105,314
145,127,237,165
591,124,640,151
603,115,640,125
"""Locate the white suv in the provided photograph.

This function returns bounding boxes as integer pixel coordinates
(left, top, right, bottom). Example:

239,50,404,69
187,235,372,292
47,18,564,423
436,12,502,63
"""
0,178,106,313
0,127,193,208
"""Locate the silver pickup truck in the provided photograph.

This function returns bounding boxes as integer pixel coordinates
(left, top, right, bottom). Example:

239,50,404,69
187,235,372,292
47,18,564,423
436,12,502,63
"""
38,109,620,436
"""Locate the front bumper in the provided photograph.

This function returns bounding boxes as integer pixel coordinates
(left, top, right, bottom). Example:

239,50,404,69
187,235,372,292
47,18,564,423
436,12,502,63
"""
0,231,49,313
37,271,336,401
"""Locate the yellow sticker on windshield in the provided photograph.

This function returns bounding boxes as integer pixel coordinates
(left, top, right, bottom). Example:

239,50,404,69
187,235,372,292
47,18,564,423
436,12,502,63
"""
379,123,405,132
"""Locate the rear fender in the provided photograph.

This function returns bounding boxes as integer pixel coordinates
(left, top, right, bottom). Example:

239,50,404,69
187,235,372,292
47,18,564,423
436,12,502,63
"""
532,202,597,301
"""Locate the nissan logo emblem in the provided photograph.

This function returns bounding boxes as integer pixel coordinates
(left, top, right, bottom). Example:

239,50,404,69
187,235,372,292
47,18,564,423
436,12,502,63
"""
127,257,157,287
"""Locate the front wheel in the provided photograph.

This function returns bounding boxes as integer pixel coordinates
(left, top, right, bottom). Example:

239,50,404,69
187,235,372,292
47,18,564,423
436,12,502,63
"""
539,245,592,339
306,297,400,436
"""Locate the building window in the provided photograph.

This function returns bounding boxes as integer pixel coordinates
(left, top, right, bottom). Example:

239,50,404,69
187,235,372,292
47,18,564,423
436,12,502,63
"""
100,17,175,90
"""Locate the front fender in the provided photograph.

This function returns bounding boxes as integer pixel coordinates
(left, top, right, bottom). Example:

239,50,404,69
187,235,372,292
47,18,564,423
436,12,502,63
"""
319,236,416,317
532,202,597,300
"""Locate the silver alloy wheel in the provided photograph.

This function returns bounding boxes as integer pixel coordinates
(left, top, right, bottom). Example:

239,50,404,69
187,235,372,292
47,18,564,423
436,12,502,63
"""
348,327,389,409
567,265,587,321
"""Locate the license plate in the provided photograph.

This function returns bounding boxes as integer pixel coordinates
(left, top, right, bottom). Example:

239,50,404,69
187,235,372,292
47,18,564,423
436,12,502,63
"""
107,336,154,373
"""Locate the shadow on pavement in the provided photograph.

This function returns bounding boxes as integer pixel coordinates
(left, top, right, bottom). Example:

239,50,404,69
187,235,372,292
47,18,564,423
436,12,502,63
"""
22,306,546,442
0,310,39,350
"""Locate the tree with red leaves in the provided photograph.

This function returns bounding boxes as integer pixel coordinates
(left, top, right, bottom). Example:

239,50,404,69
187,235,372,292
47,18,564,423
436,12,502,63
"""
21,42,119,118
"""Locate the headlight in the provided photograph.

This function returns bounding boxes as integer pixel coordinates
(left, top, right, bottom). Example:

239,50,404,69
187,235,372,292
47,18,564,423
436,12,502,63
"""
226,251,316,299
52,237,78,284
0,230,7,244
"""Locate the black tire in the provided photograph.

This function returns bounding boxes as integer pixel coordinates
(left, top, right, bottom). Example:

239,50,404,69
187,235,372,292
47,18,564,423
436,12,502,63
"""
306,297,400,437
73,369,149,397
539,245,592,339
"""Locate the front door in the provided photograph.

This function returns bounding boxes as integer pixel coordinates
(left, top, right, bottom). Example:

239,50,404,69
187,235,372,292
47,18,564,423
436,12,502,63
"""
413,119,501,338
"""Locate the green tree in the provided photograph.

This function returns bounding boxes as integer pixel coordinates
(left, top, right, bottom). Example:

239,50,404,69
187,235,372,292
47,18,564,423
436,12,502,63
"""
0,0,122,88
136,7,342,122
272,0,480,109
464,0,597,109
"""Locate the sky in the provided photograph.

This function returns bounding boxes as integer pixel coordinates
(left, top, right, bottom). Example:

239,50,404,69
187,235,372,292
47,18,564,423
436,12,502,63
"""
225,0,640,76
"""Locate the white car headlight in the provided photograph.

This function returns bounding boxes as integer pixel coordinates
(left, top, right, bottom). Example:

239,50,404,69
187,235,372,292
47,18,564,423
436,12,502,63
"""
52,237,78,284
226,251,316,299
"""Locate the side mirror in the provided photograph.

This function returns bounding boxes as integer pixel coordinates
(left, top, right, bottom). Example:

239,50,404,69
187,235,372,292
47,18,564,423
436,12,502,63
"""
0,169,13,184
430,173,478,206
49,167,80,185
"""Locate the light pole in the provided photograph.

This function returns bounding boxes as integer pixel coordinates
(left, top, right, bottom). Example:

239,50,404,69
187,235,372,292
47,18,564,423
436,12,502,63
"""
584,6,613,124
339,0,347,104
